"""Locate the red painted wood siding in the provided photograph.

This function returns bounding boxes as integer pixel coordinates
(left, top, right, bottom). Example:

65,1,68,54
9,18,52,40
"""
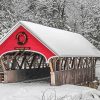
0,26,56,60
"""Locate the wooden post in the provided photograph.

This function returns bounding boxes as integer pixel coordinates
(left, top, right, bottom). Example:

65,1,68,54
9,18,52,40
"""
58,58,62,85
0,57,6,71
0,57,7,83
49,59,56,85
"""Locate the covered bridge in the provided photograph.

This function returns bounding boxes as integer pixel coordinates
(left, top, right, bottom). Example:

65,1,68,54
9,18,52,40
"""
0,21,100,85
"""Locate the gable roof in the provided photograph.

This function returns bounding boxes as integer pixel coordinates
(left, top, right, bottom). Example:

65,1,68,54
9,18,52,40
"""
0,21,100,57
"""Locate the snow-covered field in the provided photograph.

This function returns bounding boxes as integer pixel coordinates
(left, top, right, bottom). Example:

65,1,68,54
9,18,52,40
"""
0,81,100,100
0,61,100,100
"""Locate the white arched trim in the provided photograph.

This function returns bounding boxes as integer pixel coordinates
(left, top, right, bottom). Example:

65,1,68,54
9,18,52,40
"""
0,50,58,63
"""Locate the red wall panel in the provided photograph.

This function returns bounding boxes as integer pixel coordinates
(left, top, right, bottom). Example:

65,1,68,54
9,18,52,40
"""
0,26,56,60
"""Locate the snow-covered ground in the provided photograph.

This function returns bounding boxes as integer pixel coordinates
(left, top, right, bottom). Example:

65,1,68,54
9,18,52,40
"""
0,80,99,100
0,61,100,100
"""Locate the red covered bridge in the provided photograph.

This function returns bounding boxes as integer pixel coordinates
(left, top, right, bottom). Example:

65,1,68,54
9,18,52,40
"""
0,21,100,85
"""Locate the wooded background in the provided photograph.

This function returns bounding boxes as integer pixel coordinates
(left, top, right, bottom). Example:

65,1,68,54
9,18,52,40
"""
0,0,100,50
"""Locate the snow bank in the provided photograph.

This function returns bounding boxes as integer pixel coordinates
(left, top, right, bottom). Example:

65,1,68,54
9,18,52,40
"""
0,81,100,100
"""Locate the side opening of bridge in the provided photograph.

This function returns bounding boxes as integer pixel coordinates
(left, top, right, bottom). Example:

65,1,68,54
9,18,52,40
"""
0,50,50,83
49,57,97,86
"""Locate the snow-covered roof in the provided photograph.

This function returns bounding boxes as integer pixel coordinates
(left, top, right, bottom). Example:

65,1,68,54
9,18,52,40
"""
0,21,100,57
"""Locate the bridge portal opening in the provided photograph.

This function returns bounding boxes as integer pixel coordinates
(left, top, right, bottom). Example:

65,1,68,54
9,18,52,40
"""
0,51,50,83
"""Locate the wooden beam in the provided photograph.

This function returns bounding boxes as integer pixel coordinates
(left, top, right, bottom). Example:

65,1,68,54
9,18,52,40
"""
29,54,37,69
49,59,54,72
20,55,27,69
0,57,6,71
38,56,43,69
64,57,67,70
49,59,56,85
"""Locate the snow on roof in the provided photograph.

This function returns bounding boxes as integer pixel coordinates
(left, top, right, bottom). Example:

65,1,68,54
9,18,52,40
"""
0,21,100,57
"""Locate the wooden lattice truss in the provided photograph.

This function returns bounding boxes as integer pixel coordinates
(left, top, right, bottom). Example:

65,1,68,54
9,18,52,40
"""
0,51,48,70
0,51,98,86
49,57,97,85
